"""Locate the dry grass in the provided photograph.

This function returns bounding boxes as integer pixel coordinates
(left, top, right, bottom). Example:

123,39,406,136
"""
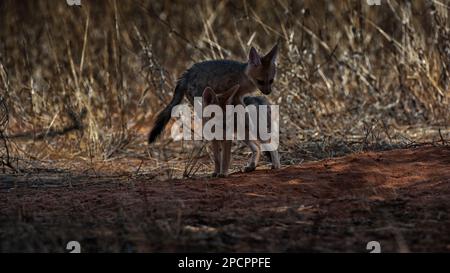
0,0,448,177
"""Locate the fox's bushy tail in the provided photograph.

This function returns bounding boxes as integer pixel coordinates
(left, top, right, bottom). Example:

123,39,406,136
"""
148,84,185,144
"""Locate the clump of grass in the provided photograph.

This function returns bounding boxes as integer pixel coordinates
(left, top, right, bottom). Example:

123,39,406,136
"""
0,0,448,177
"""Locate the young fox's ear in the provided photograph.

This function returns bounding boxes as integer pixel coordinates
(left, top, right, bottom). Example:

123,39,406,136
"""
248,47,262,66
263,43,278,64
202,87,218,106
222,84,240,104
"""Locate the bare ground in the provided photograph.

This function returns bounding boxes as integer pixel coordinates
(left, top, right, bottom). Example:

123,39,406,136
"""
0,146,449,253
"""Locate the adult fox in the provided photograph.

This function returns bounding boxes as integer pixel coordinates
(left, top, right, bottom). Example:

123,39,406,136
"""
148,44,279,143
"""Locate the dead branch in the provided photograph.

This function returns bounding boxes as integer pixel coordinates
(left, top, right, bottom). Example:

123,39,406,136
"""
0,95,16,172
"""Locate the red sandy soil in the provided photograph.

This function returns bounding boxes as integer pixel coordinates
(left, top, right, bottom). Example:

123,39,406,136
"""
1,146,449,252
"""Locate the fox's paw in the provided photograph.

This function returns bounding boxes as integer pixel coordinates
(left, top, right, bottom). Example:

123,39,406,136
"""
244,165,256,173
211,173,219,178
271,164,281,170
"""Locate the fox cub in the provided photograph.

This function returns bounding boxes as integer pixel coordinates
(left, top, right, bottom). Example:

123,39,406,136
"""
202,85,281,178
148,44,279,143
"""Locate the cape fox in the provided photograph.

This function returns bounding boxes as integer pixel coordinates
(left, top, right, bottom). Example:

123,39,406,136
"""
202,85,281,177
148,44,279,143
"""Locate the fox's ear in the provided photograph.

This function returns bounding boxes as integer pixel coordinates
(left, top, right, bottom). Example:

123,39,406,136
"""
228,84,240,95
222,84,240,104
263,43,278,64
202,87,217,105
248,47,262,66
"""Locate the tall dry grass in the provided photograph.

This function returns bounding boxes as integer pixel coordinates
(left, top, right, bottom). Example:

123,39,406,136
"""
0,0,448,168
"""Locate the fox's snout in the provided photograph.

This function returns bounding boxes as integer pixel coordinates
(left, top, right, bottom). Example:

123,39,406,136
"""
260,86,272,95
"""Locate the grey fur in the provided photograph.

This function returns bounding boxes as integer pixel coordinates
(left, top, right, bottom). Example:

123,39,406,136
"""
181,60,255,103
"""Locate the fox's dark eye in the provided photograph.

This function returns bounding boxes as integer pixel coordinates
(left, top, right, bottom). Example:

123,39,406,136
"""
269,79,274,84
256,80,265,85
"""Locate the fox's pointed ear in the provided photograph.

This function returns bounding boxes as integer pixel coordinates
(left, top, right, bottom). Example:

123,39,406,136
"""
248,47,262,66
228,84,240,95
202,87,217,105
263,43,279,64
222,84,240,104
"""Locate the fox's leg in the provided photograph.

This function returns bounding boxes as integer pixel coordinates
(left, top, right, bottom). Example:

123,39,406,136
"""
211,140,221,177
269,150,281,169
243,140,260,172
219,140,232,177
